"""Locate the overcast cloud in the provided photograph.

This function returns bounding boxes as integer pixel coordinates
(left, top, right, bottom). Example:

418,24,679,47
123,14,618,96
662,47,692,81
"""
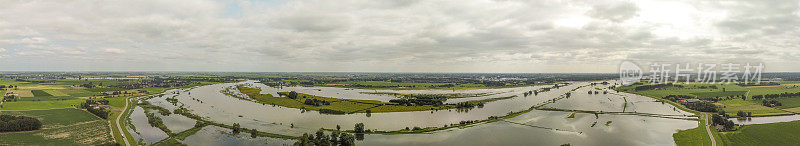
0,0,798,72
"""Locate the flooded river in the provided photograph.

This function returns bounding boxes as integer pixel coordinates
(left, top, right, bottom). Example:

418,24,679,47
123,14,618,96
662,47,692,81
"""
128,80,698,145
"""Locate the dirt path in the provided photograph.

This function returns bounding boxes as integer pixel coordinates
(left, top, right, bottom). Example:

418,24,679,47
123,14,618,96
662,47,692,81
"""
704,113,717,146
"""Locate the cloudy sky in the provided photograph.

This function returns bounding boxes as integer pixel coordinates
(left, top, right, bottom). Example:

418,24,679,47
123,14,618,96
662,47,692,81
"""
0,0,798,72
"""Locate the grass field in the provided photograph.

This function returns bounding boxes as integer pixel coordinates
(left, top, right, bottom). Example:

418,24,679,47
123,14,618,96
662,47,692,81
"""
0,99,84,110
620,82,796,115
673,122,712,146
719,121,800,145
31,90,54,97
717,99,791,116
0,108,114,145
43,90,69,96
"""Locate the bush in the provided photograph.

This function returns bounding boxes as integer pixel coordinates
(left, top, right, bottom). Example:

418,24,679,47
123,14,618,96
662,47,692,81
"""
0,115,42,132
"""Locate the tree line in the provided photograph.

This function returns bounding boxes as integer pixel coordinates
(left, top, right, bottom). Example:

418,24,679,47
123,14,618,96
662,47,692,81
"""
0,115,42,132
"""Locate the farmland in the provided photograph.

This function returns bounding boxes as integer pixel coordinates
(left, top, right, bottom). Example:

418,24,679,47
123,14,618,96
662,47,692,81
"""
618,82,800,116
719,121,800,145
0,108,114,145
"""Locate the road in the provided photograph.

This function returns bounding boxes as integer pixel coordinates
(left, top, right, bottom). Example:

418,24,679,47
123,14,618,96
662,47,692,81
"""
116,97,133,146
704,113,717,146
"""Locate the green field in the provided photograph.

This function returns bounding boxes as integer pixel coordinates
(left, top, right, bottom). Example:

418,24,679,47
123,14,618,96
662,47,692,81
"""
620,82,799,116
674,126,711,146
0,99,84,110
236,86,454,113
31,90,54,97
0,108,114,145
43,90,69,96
719,121,800,145
1,108,99,128
717,99,790,116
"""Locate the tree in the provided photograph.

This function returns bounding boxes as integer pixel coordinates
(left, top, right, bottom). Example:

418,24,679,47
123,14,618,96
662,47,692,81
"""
250,128,258,138
354,123,365,133
232,123,241,134
336,125,341,131
339,133,355,146
288,91,299,99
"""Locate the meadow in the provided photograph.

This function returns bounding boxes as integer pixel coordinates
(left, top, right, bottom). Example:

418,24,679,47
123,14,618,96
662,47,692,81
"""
719,121,800,146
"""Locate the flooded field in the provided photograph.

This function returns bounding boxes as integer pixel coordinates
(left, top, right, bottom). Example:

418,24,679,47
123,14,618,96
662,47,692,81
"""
127,80,698,145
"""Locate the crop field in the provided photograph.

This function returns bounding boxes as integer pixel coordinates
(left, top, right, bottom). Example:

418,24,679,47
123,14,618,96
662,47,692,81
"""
0,108,113,145
11,90,34,97
31,90,54,97
0,99,84,110
719,121,800,146
0,120,113,145
43,90,69,96
1,108,99,129
772,97,800,109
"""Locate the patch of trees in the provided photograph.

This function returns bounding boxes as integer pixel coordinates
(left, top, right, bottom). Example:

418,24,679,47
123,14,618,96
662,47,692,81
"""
389,98,444,106
751,92,800,100
736,110,752,117
145,112,172,134
711,114,735,131
318,109,346,115
0,115,42,132
453,102,483,109
682,102,717,112
761,100,782,107
634,83,683,90
294,129,356,146
662,95,694,101
81,100,111,119
304,99,331,106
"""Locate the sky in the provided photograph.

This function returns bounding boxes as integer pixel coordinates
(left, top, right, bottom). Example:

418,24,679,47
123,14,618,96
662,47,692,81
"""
0,0,798,73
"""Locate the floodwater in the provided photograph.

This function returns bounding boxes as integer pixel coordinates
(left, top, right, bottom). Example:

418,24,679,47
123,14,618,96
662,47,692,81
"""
181,125,295,146
128,80,699,145
730,114,800,125
128,106,169,144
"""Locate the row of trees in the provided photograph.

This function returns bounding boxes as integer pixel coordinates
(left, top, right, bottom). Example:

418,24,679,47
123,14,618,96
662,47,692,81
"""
634,83,683,90
682,102,718,112
304,99,331,106
761,100,782,107
662,95,694,102
295,129,356,146
752,92,800,100
388,98,444,106
0,115,42,132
